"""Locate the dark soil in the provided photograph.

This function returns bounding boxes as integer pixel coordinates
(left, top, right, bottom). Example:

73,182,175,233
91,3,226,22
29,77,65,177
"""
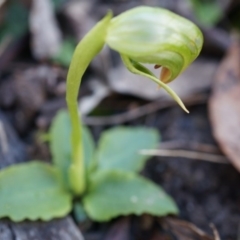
74,103,240,240
145,105,240,240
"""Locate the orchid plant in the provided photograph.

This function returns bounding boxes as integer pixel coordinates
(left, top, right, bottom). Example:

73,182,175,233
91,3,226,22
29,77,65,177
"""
0,6,203,222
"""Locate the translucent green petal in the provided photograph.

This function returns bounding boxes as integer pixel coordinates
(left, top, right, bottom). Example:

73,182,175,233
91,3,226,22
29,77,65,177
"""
106,6,203,82
121,55,189,113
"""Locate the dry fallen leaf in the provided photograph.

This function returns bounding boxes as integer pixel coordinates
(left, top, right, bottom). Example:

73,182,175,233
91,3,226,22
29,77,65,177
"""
108,58,218,100
161,218,214,240
79,79,111,115
209,39,240,172
30,0,62,60
63,0,95,40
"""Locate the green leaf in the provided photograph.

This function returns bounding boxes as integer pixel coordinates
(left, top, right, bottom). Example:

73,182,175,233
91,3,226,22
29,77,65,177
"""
52,38,76,67
189,0,222,27
50,110,95,190
95,127,159,172
0,161,72,222
83,170,178,221
51,0,66,10
50,110,72,188
0,0,28,41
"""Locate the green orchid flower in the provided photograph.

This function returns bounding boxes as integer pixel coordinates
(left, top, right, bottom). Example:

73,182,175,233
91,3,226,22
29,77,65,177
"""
107,6,203,86
66,6,204,195
0,6,204,223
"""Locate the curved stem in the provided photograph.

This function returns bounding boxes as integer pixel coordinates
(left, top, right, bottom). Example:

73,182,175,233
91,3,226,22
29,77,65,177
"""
66,12,112,195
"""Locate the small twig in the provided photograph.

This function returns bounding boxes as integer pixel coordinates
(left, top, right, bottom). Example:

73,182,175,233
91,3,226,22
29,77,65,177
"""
82,93,208,125
210,224,221,240
0,0,6,8
139,149,229,164
162,217,213,240
0,120,9,154
159,140,222,154
0,36,12,57
238,223,240,240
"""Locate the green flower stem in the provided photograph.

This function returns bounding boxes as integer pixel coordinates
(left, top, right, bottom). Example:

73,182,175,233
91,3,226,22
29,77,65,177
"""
65,6,203,195
66,12,112,195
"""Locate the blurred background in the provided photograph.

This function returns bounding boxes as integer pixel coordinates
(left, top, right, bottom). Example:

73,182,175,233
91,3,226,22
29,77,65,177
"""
0,0,240,239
